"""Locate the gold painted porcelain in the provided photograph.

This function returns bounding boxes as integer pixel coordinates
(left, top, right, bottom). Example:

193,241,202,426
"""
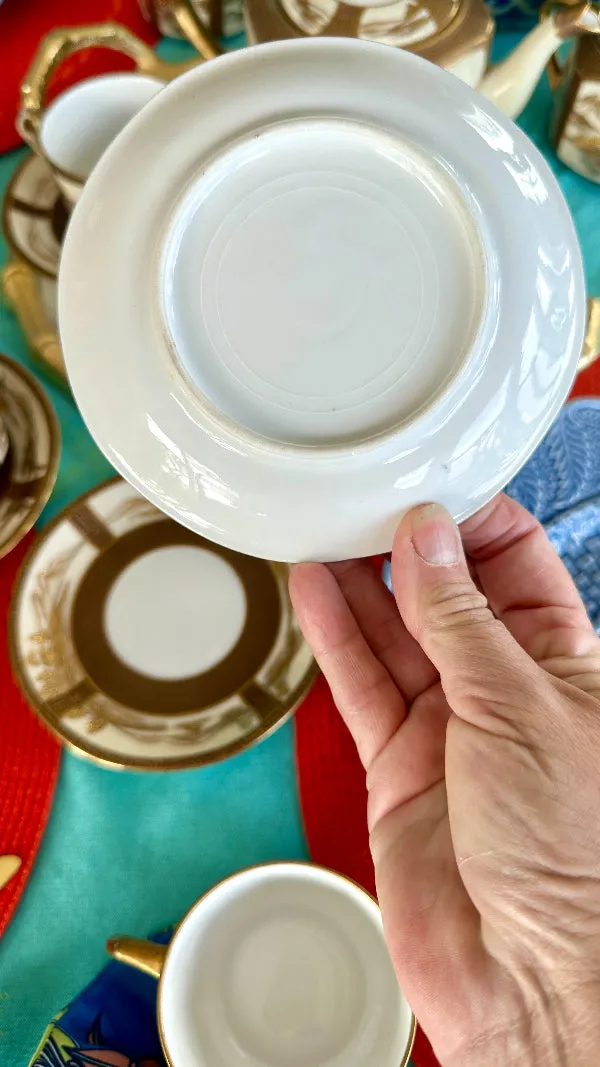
139,0,243,49
549,33,600,182
10,477,317,771
107,863,416,1067
3,155,66,279
0,354,60,560
244,0,600,118
2,260,65,384
17,22,203,207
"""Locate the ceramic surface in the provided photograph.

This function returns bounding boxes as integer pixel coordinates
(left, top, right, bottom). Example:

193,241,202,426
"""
59,38,585,562
551,36,600,182
2,261,64,384
110,863,416,1067
2,154,67,278
0,354,60,559
10,478,316,771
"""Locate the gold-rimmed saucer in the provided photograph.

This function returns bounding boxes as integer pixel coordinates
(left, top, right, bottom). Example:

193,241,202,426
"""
10,477,318,771
3,154,66,279
0,353,60,559
2,260,65,384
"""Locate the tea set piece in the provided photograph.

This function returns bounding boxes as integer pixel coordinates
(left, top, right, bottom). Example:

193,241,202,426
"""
2,154,65,279
549,32,600,182
0,354,60,560
141,0,245,42
244,0,600,119
139,0,226,56
17,21,203,207
107,862,416,1067
9,477,317,771
2,261,65,385
581,297,600,371
1,155,66,384
59,38,585,563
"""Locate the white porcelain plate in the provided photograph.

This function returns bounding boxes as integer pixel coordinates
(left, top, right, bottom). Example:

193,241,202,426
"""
59,38,585,562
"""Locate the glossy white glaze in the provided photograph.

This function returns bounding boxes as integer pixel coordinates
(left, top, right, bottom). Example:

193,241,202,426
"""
59,38,585,562
159,864,414,1067
41,73,163,204
478,18,562,118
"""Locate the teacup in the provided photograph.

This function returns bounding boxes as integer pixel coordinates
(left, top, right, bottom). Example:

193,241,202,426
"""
17,23,171,207
107,862,416,1067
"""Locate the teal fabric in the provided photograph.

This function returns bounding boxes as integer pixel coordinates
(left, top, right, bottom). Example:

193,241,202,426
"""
0,31,598,1067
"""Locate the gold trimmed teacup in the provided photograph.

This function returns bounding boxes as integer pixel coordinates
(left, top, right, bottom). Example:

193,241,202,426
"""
107,862,416,1067
17,22,198,208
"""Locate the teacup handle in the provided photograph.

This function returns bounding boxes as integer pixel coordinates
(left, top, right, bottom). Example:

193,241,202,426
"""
17,21,200,152
107,936,168,979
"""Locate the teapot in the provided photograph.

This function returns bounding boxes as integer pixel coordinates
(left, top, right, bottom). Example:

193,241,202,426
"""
549,33,600,181
244,0,600,118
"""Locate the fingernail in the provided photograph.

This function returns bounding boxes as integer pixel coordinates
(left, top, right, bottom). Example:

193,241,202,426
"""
409,504,462,566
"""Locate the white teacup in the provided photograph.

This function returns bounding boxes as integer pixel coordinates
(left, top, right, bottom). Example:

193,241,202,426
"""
17,23,169,207
107,862,416,1067
36,73,163,206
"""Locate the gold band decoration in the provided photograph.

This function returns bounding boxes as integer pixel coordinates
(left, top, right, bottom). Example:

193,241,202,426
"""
140,0,224,58
0,354,61,559
17,21,202,161
10,478,318,771
1,261,65,384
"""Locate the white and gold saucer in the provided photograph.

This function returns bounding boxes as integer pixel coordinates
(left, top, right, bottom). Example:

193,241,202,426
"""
10,478,317,771
3,154,66,278
0,353,60,559
1,155,66,383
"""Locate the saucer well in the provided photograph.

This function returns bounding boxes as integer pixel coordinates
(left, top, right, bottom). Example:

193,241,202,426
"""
2,154,66,278
0,354,60,559
10,478,317,771
59,38,585,562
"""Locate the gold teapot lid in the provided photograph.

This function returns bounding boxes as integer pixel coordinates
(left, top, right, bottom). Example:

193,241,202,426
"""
279,0,462,46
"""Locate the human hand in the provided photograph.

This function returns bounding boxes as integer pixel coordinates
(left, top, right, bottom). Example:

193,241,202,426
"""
289,495,600,1067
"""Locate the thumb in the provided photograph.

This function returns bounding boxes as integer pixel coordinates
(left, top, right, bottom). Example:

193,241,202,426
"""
391,503,544,735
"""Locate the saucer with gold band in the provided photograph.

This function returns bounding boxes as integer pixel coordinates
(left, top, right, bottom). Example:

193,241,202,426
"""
9,477,318,771
0,353,60,560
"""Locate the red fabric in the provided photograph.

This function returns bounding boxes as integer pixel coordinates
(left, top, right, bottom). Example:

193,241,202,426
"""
294,365,600,1067
0,0,159,154
0,531,61,938
569,355,600,400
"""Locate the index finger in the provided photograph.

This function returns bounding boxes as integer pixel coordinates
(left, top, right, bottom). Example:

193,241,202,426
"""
460,493,595,658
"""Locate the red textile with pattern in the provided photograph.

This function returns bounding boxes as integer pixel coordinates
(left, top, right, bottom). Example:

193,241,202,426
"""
0,532,61,939
0,0,158,155
294,368,600,1067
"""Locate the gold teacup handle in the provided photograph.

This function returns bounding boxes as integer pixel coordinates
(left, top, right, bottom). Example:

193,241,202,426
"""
17,21,200,151
107,936,168,979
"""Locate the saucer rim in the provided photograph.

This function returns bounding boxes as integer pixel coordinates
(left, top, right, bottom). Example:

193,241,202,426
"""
59,37,586,562
8,475,319,773
2,154,62,280
0,352,61,560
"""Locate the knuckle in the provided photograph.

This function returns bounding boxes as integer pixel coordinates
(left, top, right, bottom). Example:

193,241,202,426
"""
422,580,492,634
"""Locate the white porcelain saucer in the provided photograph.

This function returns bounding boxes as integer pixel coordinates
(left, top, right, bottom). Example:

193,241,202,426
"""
59,38,585,562
10,478,316,770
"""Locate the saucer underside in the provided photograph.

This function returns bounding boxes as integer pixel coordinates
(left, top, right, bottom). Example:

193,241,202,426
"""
59,39,585,561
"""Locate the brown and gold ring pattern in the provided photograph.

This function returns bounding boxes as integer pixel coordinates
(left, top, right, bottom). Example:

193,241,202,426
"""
9,477,318,771
0,354,61,560
2,155,68,278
